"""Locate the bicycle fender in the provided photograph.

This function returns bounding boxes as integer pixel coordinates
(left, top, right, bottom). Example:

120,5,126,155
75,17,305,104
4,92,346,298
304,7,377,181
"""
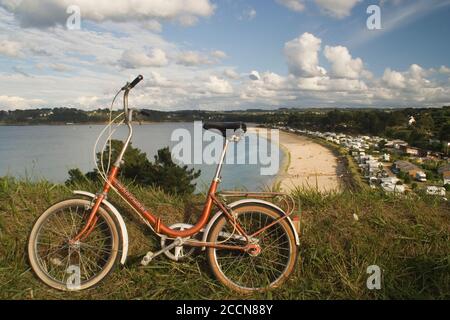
201,199,300,250
73,191,129,265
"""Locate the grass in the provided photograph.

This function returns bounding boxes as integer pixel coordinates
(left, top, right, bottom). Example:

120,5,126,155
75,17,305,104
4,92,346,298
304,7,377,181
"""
0,177,449,300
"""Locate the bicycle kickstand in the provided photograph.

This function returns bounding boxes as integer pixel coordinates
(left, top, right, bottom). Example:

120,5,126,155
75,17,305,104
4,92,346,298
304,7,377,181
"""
141,237,184,266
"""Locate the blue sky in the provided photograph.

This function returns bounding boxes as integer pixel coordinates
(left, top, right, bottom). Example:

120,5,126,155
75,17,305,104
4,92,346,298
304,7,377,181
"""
0,0,449,110
164,0,450,75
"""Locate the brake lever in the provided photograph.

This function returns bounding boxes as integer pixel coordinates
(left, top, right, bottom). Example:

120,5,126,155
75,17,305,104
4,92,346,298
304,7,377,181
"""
121,82,130,91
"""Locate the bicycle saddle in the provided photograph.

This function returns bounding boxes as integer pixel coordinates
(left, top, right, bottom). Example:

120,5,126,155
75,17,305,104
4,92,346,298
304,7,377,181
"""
203,122,247,137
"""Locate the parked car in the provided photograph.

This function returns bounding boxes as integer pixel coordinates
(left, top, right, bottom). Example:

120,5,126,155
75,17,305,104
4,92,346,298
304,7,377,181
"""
415,171,427,182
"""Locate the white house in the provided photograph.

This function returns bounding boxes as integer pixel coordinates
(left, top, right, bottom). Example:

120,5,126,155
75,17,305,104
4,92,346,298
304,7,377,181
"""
426,186,446,197
381,153,390,162
381,177,400,185
382,182,405,194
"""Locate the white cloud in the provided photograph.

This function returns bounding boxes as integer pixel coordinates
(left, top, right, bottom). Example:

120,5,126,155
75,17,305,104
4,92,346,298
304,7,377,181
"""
241,72,288,100
0,95,45,110
408,63,427,79
205,76,233,94
261,72,285,89
176,51,211,66
119,48,168,69
223,68,240,79
210,50,227,60
382,68,406,89
294,76,326,91
177,15,199,27
0,10,448,111
0,40,22,58
324,78,368,92
276,0,360,18
276,0,305,12
382,64,431,91
76,95,101,107
141,20,163,33
0,0,216,28
243,7,257,20
146,71,173,87
284,32,326,77
248,8,257,20
314,0,361,18
324,45,364,79
39,63,72,72
439,65,450,74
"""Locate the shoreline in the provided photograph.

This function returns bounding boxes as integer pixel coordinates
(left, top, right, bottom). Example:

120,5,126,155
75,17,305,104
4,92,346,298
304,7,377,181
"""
1,124,343,193
0,121,161,126
249,127,342,193
278,131,341,193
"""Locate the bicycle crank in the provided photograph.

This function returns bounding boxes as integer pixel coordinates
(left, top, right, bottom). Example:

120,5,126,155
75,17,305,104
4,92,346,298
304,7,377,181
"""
160,223,196,261
141,237,184,266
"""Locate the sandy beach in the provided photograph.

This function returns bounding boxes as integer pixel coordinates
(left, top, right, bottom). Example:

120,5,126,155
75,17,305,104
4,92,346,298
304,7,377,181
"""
249,128,341,193
277,131,341,192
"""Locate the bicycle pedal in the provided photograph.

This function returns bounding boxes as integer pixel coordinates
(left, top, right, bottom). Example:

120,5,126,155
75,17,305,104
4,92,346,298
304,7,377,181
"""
141,251,154,266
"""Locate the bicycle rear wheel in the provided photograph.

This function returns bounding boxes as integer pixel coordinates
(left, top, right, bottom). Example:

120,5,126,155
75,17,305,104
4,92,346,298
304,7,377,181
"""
206,204,298,293
28,199,120,291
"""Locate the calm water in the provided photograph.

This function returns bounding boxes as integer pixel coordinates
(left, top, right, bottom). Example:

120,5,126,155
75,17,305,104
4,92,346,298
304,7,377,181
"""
0,123,282,192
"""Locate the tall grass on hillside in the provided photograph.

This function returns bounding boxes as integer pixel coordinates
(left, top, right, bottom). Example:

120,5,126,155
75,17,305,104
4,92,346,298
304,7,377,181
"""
0,177,449,299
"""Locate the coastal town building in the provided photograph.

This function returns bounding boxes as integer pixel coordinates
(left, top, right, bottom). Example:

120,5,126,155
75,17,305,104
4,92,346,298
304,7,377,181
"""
276,125,448,196
400,146,427,157
443,171,450,185
426,186,446,197
393,160,427,182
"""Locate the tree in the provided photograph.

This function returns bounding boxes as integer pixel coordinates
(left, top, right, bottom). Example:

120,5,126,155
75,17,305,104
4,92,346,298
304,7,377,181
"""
378,139,387,151
439,122,450,142
416,113,434,132
408,128,429,149
66,168,90,185
386,111,407,127
67,140,201,195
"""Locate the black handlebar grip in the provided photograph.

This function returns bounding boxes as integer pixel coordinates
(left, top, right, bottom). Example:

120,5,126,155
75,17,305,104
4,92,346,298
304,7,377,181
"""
128,75,144,89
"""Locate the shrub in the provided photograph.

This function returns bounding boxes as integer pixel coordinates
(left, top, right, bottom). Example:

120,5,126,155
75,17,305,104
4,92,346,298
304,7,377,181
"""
66,140,201,195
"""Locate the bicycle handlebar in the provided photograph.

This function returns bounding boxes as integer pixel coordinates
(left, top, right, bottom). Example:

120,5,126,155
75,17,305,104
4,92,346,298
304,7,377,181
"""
120,75,144,123
122,75,144,91
129,75,144,89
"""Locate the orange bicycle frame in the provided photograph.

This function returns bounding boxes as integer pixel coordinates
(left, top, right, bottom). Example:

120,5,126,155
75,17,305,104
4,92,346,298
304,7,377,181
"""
71,81,286,251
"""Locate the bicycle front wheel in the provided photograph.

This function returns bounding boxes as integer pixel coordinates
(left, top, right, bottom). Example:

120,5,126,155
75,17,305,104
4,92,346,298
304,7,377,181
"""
206,204,298,293
28,199,120,291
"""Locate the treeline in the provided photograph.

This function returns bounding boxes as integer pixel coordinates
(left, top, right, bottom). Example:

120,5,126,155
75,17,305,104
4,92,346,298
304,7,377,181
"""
0,108,109,124
0,107,274,124
269,107,450,152
1,106,449,151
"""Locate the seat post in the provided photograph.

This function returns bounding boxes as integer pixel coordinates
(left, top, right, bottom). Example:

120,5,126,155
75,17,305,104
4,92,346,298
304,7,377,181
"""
213,138,230,182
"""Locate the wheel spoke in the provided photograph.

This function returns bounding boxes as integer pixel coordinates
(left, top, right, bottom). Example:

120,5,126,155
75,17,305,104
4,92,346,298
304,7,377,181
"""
211,209,295,290
31,201,117,289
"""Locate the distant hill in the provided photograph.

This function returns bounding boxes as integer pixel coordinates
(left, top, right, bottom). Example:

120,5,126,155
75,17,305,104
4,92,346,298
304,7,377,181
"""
1,106,449,152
